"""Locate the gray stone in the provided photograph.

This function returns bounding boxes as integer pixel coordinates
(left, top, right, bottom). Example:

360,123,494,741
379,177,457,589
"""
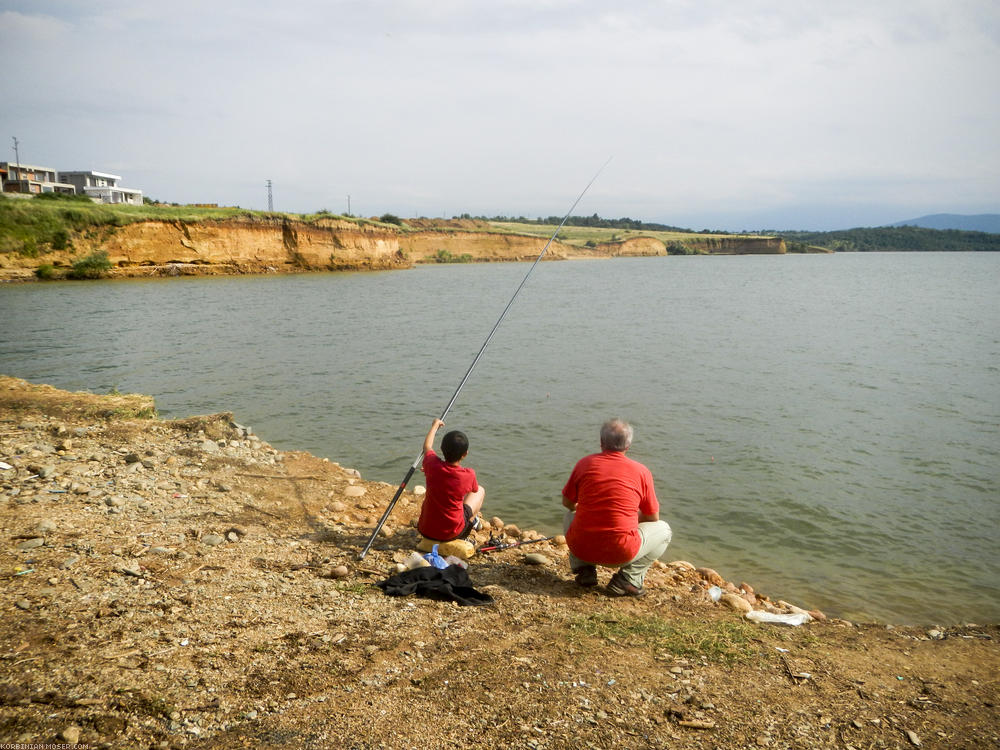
60,555,80,569
15,599,31,610
523,552,548,565
201,534,225,547
34,519,57,535
124,453,141,464
200,440,220,454
17,537,45,551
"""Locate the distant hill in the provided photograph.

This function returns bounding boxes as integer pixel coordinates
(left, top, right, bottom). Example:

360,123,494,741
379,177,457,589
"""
890,213,1000,233
780,225,1000,252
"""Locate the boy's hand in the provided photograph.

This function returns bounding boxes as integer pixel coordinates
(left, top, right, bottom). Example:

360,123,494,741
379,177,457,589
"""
423,419,445,454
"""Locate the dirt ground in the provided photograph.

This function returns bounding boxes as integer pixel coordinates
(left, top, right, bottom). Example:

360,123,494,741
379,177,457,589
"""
1,376,997,749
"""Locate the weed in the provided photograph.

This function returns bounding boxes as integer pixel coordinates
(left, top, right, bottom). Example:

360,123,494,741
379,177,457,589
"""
67,250,112,279
569,611,760,665
35,263,56,280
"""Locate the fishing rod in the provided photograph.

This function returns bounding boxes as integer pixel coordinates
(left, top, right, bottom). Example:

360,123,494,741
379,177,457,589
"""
477,534,558,553
358,158,612,560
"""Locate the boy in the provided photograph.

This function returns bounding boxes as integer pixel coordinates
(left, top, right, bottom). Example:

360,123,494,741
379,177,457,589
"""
417,418,486,542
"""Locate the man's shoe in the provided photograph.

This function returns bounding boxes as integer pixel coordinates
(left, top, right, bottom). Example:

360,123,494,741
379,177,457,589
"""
606,571,643,597
573,565,598,588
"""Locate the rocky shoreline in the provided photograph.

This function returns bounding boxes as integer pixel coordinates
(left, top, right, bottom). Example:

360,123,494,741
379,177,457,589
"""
1,376,997,748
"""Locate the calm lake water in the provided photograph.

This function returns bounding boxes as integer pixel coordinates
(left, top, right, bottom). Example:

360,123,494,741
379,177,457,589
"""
2,253,998,625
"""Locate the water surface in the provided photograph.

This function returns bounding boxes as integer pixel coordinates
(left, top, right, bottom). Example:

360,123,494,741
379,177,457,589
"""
2,253,997,625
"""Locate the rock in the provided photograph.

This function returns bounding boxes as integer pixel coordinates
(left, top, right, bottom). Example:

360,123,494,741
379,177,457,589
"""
105,496,124,507
669,560,696,571
695,567,724,586
60,726,81,744
413,485,426,496
329,565,350,578
15,599,31,610
927,629,944,640
807,609,827,622
719,593,752,614
344,485,366,497
490,516,505,530
327,501,347,512
225,525,248,538
149,547,174,556
523,553,548,566
60,555,80,569
202,534,225,546
116,561,144,577
553,534,567,546
124,453,141,464
226,531,240,543
16,537,45,550
200,439,220,454
504,524,522,538
35,519,57,535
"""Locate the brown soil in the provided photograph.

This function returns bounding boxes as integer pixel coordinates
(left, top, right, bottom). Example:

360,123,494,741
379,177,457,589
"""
1,377,997,749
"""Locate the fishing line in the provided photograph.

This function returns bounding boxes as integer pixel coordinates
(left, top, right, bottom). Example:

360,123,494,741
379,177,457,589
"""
359,158,612,559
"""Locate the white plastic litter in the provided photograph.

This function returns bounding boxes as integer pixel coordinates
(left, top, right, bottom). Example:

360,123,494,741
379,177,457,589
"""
707,585,723,602
745,610,812,626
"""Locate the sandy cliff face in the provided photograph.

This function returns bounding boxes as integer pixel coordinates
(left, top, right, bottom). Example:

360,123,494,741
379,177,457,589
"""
100,217,407,274
0,217,787,282
398,231,580,262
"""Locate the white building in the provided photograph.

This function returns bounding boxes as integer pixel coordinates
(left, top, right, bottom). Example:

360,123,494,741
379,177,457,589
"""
0,162,75,195
59,170,144,205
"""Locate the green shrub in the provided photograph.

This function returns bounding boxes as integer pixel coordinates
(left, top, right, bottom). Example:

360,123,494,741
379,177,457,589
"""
19,237,38,258
666,241,695,255
379,213,402,226
434,249,473,263
50,228,70,250
68,250,112,279
35,263,56,280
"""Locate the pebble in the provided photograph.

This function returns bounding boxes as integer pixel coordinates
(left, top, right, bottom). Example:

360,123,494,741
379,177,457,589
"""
523,553,548,565
329,565,350,578
16,537,45,550
344,485,366,497
719,592,753,614
60,555,80,569
201,533,225,546
35,519,57,534
15,599,31,610
60,726,81,744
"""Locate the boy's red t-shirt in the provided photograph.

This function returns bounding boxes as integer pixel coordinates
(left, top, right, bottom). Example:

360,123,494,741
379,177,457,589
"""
418,450,479,541
562,450,658,565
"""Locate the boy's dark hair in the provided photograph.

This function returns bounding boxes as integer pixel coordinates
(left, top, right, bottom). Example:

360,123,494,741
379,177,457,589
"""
441,430,469,463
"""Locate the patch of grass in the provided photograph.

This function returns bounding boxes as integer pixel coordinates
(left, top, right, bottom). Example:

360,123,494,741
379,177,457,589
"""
433,249,474,263
67,250,112,279
34,263,57,280
569,611,760,665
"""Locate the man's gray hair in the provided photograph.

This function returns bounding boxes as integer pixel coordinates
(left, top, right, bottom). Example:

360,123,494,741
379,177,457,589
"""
600,418,633,452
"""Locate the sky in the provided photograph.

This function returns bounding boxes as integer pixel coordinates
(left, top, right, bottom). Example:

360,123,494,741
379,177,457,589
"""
2,0,998,231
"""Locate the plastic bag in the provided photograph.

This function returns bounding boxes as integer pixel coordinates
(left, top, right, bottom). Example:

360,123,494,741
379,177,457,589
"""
423,544,449,570
745,610,812,626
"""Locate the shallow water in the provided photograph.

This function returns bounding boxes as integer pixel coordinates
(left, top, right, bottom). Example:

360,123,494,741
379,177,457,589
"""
2,252,998,624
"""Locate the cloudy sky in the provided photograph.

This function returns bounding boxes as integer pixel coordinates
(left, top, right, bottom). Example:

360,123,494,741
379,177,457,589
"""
3,0,998,230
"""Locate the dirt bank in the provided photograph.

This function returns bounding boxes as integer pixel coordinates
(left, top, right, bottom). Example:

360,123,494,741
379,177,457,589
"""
1,216,789,282
1,377,997,748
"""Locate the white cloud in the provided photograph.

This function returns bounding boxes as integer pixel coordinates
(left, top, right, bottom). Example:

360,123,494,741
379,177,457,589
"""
1,0,997,228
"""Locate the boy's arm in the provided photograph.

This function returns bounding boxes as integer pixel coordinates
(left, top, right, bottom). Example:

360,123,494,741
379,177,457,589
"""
422,418,445,455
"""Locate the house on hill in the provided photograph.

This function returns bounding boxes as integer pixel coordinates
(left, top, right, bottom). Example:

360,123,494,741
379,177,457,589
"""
59,170,143,205
0,162,75,195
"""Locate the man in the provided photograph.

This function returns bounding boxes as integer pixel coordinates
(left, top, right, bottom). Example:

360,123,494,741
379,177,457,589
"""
562,418,672,596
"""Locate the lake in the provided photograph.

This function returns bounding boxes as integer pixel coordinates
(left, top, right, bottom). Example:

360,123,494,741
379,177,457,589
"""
1,252,998,625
